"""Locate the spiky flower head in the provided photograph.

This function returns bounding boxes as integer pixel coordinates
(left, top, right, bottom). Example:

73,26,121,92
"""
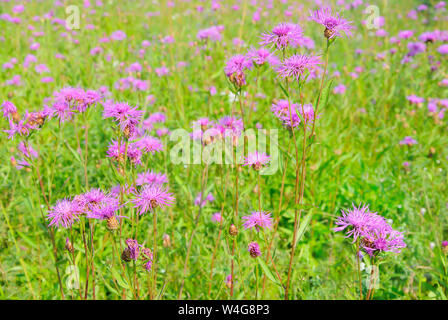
242,211,273,231
309,7,354,39
260,23,303,50
248,242,261,258
132,185,175,215
243,152,271,170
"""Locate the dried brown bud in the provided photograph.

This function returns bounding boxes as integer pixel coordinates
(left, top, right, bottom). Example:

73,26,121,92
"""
229,224,238,236
121,248,132,262
65,238,74,254
106,216,119,231
324,28,335,39
163,234,171,247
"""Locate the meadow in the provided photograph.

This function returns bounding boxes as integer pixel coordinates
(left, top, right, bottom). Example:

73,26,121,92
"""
0,0,447,300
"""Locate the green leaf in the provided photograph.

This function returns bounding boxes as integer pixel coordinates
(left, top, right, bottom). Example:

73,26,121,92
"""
257,257,282,288
293,211,312,247
109,267,129,290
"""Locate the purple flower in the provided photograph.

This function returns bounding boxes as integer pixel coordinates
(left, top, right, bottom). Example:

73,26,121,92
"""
361,225,406,256
194,192,214,207
242,211,273,231
224,55,253,87
260,23,303,50
47,198,83,229
134,135,163,154
437,44,448,55
247,48,280,67
1,101,18,119
334,204,386,242
132,185,175,214
211,212,223,223
309,7,354,39
399,136,418,146
136,170,168,187
243,152,271,170
248,242,261,258
111,30,126,41
125,239,140,260
276,54,322,81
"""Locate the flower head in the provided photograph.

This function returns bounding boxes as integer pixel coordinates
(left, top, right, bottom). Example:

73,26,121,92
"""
242,211,273,231
47,198,83,228
276,54,322,81
132,185,175,214
248,242,261,258
309,7,354,39
243,152,271,170
260,23,303,50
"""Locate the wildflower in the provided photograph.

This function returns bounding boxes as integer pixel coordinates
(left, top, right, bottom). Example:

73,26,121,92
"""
248,242,261,258
194,192,214,207
334,204,386,242
134,135,163,154
309,7,353,39
224,55,253,87
242,211,273,231
229,224,238,236
122,239,140,261
246,48,280,67
399,136,418,146
243,152,271,170
141,247,153,271
361,225,406,257
276,54,322,82
136,170,168,186
260,23,303,50
211,212,223,223
132,185,175,215
1,101,18,120
47,198,83,229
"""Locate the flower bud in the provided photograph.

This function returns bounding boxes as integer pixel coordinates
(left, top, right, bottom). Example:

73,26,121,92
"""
229,224,238,236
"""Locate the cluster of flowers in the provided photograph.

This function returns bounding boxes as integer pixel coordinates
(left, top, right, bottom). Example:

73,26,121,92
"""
191,116,244,145
334,204,406,257
121,239,154,272
271,99,316,128
47,172,175,229
197,25,224,42
2,87,102,139
47,188,122,230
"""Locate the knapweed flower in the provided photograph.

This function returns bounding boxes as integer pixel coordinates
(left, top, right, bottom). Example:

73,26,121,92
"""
406,95,425,105
224,54,253,87
141,247,153,271
246,48,280,67
361,225,406,256
309,7,353,39
132,185,175,214
242,211,273,231
136,170,168,186
276,54,322,81
1,101,18,120
194,192,215,207
399,136,418,146
47,198,83,228
123,239,140,261
211,212,223,223
260,23,303,50
134,135,163,154
248,242,261,258
334,204,386,242
243,152,271,170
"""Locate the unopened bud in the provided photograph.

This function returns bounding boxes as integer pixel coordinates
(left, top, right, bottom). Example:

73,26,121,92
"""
106,216,119,231
229,224,238,236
